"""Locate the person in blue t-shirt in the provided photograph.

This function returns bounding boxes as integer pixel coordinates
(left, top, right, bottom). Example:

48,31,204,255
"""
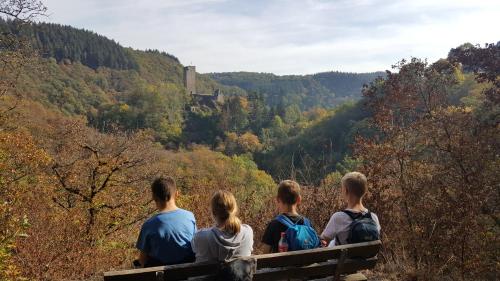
136,176,197,267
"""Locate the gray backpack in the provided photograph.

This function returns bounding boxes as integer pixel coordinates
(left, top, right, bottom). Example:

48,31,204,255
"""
216,258,256,281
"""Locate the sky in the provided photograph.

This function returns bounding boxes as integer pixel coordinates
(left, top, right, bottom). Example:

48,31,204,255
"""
42,0,499,75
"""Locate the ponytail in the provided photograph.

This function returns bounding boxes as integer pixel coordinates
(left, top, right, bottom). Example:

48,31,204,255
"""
211,190,241,234
225,212,241,234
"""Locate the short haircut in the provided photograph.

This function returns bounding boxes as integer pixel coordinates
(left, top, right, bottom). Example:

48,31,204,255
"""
341,172,367,199
277,180,301,205
151,176,177,202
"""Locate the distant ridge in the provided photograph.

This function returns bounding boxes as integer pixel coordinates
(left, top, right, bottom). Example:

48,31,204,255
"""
0,19,180,70
207,71,384,109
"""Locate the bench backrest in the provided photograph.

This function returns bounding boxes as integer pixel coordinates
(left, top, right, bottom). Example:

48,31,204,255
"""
103,240,381,281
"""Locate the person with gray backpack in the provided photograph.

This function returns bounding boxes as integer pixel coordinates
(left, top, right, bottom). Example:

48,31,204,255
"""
321,172,381,246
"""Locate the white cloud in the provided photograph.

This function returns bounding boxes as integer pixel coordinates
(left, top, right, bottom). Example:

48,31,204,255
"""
42,0,500,74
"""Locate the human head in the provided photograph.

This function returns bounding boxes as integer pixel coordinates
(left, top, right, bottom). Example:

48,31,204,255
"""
211,190,241,234
151,176,177,206
276,180,301,211
341,172,367,202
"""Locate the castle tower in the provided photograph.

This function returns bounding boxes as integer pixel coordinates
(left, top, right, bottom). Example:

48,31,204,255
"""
184,66,196,95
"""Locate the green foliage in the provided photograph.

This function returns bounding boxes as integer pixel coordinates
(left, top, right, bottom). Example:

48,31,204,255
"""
208,71,384,109
182,109,222,146
255,101,370,183
168,147,276,216
0,18,140,70
96,82,186,143
219,96,250,133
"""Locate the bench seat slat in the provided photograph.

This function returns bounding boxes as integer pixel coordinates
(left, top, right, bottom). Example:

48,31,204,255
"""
253,258,378,281
247,240,380,269
103,240,382,281
104,262,220,281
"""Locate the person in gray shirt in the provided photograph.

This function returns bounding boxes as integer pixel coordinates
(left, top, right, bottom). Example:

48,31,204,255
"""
321,172,381,246
192,190,253,262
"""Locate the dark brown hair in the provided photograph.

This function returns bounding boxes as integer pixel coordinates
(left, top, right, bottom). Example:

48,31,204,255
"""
341,172,368,199
277,180,301,205
151,176,177,202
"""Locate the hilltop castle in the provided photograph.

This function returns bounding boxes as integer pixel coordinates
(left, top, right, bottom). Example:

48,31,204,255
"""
184,66,224,108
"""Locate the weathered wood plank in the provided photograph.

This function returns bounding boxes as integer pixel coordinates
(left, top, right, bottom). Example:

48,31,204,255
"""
103,240,382,281
104,262,219,281
245,240,381,269
252,258,378,281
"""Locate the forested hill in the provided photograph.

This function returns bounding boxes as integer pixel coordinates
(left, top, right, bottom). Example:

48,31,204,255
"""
207,71,384,109
1,19,246,143
0,18,243,93
0,18,140,70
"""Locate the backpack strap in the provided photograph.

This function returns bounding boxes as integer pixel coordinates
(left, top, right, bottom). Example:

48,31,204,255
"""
302,217,312,227
275,214,296,228
342,210,369,221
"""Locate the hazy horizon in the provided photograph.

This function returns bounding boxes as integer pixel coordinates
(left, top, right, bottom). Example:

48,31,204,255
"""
43,0,499,75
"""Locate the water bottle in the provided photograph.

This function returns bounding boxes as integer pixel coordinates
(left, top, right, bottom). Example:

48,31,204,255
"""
278,232,288,252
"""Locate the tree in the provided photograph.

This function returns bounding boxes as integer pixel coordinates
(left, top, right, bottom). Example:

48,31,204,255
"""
0,0,46,124
448,42,500,124
0,130,49,280
48,120,160,241
0,1,47,280
219,132,263,155
247,91,270,133
356,57,499,279
219,96,249,133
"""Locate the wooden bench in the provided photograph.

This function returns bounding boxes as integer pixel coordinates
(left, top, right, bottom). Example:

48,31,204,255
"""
103,240,381,281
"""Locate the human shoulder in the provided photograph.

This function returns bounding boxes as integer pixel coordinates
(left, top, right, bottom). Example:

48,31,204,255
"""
194,227,214,240
193,227,218,243
367,211,381,230
161,208,196,223
240,224,253,235
330,211,351,222
176,208,195,218
268,217,284,227
262,218,283,241
192,227,214,252
143,213,160,226
368,210,379,219
298,214,313,224
277,213,306,224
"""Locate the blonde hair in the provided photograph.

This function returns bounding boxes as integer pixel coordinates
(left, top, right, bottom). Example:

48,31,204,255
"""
211,190,241,234
341,172,368,199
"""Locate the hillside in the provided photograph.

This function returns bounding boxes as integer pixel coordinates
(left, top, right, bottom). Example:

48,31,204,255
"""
207,71,384,109
255,101,370,183
2,19,388,153
1,3,498,279
1,19,246,143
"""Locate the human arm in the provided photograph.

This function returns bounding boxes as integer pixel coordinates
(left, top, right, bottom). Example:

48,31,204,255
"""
320,214,338,244
261,243,272,254
135,223,150,267
137,251,148,267
261,220,279,254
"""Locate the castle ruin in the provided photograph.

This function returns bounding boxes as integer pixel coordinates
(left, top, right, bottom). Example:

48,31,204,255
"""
184,66,196,95
183,66,224,108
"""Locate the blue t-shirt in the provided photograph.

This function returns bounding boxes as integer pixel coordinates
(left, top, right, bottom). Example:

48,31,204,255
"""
136,209,197,265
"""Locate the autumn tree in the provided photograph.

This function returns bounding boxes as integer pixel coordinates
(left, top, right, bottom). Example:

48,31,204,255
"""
0,130,49,280
356,56,499,280
219,132,263,156
219,96,250,133
0,1,46,280
12,119,166,280
48,120,161,241
0,0,46,124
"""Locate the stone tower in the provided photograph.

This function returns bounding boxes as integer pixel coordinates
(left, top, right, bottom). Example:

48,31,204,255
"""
184,66,196,95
